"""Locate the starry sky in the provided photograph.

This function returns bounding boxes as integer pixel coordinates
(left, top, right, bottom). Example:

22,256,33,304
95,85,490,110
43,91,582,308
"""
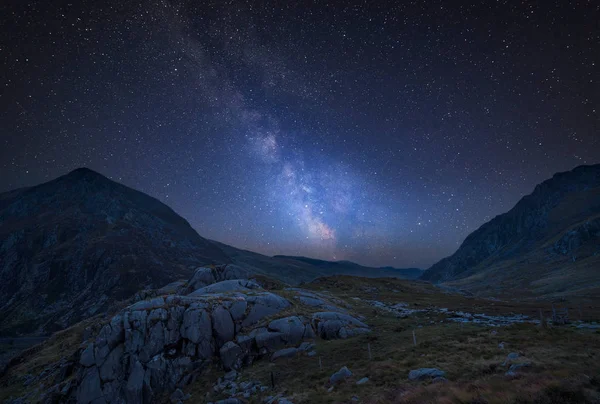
1,0,598,268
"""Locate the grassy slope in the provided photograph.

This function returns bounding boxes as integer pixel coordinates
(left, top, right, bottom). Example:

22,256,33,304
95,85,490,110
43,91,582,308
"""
2,276,600,403
196,276,600,404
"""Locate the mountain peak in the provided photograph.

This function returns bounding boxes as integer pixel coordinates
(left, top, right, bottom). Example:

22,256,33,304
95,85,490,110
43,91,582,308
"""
63,167,110,182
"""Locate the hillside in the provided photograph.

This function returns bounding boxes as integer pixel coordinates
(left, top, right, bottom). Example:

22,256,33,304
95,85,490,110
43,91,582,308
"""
421,164,600,298
0,168,232,335
0,169,419,336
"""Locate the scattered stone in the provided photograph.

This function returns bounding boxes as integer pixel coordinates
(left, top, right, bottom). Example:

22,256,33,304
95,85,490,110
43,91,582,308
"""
408,368,446,380
223,370,238,381
498,342,505,350
307,351,317,357
356,377,369,385
298,342,315,351
330,366,352,384
312,312,370,339
502,352,520,366
271,347,298,361
170,388,185,403
432,376,448,384
505,362,532,377
215,398,242,404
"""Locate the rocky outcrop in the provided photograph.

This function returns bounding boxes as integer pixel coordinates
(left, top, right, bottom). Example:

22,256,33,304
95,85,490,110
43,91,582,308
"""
59,273,369,404
311,312,370,339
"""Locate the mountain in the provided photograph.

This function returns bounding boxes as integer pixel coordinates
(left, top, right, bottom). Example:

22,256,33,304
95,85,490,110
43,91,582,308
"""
273,256,424,280
208,242,423,283
0,168,231,335
0,168,419,336
421,164,600,298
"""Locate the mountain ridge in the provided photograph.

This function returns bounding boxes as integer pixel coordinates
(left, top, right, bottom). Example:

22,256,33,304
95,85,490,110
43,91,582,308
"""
421,163,600,297
0,168,420,336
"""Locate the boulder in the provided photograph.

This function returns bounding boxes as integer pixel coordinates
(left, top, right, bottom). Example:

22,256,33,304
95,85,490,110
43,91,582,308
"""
189,279,260,296
271,347,298,361
99,344,124,382
242,293,290,327
125,360,146,403
502,352,520,366
330,366,352,384
77,367,103,404
212,305,235,347
268,316,305,345
185,265,250,294
180,308,212,346
408,368,446,380
254,331,285,352
220,342,243,371
80,343,96,367
356,377,369,385
312,312,370,339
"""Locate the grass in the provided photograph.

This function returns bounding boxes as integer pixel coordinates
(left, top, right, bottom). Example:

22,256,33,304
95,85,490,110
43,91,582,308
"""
195,276,600,404
2,275,600,403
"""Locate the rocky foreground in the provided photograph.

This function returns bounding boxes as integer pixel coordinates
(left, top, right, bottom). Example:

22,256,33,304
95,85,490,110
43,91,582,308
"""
2,274,600,404
9,265,371,403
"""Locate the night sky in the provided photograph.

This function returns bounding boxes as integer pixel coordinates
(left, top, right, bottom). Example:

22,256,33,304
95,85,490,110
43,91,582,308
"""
1,1,598,268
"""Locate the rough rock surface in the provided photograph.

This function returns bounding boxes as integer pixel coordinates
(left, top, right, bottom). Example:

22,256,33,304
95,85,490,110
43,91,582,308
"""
64,276,369,403
312,312,370,339
422,164,600,293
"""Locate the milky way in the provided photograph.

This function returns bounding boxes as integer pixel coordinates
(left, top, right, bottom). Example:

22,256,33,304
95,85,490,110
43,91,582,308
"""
1,0,598,267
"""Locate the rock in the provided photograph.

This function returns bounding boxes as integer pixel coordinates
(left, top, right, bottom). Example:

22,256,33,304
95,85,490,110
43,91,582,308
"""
502,352,519,366
99,344,124,382
312,312,370,339
278,399,294,404
298,342,315,351
432,376,448,383
229,300,248,322
236,335,254,351
125,360,148,403
212,305,235,347
242,293,291,327
220,342,243,371
505,362,532,376
498,342,505,350
215,398,242,404
307,351,316,357
189,279,260,296
330,366,352,384
80,343,95,367
356,377,369,385
268,316,306,345
170,388,185,403
298,296,326,306
185,265,250,294
180,308,212,345
77,367,103,404
255,331,285,352
271,347,298,361
408,368,446,380
224,370,238,381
